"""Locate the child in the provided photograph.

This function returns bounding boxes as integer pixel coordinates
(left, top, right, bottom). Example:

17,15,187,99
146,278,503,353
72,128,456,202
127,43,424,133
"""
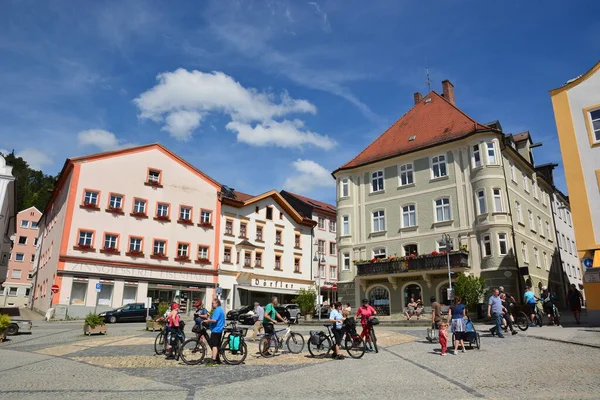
439,322,449,356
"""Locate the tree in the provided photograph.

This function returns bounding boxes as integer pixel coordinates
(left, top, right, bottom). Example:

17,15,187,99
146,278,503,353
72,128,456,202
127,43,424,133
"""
293,288,317,317
0,151,56,213
453,275,487,311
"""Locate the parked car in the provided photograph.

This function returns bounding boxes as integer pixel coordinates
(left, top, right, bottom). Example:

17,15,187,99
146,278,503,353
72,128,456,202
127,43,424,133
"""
0,307,32,335
281,304,302,323
99,303,157,323
226,305,253,320
238,311,255,325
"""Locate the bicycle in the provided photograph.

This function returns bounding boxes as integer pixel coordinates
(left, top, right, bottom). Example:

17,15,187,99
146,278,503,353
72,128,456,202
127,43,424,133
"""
505,304,529,331
356,316,378,353
180,321,248,365
308,322,366,359
258,322,305,357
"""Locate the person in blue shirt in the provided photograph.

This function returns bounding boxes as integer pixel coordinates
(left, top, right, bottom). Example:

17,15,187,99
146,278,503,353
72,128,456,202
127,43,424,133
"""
329,301,345,360
523,286,538,327
205,298,225,366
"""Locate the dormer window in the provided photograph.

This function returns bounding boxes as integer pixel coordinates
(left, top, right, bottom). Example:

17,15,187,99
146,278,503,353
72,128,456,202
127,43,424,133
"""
146,169,163,187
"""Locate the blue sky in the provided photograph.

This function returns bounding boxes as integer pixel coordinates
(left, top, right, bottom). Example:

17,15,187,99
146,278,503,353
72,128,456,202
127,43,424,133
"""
1,0,599,205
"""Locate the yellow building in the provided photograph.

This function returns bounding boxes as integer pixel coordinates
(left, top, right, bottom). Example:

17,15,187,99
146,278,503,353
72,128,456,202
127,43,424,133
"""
550,60,600,325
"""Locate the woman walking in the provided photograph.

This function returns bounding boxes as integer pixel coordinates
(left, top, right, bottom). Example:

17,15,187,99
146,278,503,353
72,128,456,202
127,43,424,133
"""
448,296,467,354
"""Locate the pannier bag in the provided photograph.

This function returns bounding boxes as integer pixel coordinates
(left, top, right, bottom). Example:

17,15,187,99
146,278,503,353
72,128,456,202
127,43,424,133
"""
309,331,321,345
229,333,241,351
192,324,202,333
369,317,380,326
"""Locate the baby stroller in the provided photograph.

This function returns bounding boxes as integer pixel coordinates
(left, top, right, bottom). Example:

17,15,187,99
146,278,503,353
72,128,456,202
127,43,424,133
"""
426,323,439,343
452,317,480,350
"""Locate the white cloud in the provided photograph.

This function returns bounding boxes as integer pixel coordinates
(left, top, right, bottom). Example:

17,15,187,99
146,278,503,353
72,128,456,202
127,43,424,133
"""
134,68,324,145
283,159,335,193
226,119,336,150
308,2,331,33
16,148,53,170
77,129,135,151
0,148,9,156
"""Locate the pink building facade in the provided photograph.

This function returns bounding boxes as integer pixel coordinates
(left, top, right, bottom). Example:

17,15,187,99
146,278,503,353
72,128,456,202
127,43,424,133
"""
1,207,41,307
31,144,222,318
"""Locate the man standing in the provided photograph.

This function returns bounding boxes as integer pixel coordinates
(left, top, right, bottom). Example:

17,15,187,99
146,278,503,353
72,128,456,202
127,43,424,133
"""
205,298,225,366
430,296,442,330
567,284,584,324
251,302,264,340
263,296,287,334
488,288,505,338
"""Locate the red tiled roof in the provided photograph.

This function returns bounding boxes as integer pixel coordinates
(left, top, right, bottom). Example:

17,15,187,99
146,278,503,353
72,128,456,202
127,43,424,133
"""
513,131,530,142
283,191,336,215
335,91,492,172
233,191,255,202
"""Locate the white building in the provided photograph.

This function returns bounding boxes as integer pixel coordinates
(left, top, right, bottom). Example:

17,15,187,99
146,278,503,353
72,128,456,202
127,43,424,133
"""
218,189,316,309
553,191,584,294
0,154,16,284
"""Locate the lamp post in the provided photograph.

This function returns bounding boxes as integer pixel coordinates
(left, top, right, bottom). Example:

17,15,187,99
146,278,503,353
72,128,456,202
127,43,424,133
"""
441,233,454,292
313,248,326,321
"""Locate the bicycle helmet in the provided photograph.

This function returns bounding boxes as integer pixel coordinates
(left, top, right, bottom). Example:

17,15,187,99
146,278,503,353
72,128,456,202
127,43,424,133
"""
362,298,369,303
541,286,548,291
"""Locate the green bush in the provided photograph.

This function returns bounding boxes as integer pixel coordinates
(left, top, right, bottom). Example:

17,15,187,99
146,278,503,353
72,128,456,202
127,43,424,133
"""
0,314,11,332
453,275,487,311
157,302,169,318
293,288,317,316
84,313,105,328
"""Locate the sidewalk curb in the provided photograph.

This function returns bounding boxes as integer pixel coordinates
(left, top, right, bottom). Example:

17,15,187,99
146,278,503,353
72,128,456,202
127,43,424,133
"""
527,334,600,349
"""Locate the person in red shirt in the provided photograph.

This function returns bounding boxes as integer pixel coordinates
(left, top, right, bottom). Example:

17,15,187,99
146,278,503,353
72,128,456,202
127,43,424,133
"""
165,303,181,360
355,298,377,352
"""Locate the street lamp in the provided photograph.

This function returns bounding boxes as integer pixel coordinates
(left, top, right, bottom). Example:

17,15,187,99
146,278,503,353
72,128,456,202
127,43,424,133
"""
313,248,326,321
441,233,454,292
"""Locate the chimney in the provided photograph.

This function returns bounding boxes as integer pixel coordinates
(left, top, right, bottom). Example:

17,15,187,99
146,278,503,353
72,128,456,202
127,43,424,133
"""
442,80,455,105
413,92,423,105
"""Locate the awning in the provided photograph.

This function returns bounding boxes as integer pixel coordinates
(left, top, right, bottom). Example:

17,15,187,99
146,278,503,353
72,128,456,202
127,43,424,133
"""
236,284,299,295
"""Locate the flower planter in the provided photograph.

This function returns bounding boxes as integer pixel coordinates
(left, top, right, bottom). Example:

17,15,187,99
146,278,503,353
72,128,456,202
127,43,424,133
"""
105,208,124,215
130,212,148,219
100,248,120,255
126,251,145,258
304,314,313,321
144,181,163,188
84,324,107,336
175,257,191,263
80,203,100,211
146,320,165,331
150,254,168,261
177,219,194,226
195,258,211,265
73,245,96,252
197,223,213,229
153,217,171,223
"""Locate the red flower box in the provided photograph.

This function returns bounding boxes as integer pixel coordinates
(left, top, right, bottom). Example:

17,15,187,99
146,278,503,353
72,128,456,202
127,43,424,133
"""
154,215,171,222
195,258,211,265
150,253,168,260
430,251,439,256
126,250,144,258
144,180,163,188
80,202,100,210
100,246,120,255
74,244,96,252
197,222,213,229
130,212,148,219
105,207,124,215
177,219,194,226
175,256,191,262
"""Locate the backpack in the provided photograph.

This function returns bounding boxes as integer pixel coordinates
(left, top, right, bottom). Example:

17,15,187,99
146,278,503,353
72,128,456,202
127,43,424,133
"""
229,332,241,351
309,331,321,345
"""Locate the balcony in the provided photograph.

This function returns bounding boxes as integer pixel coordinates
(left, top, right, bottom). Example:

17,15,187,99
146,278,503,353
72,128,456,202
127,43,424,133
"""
356,251,469,276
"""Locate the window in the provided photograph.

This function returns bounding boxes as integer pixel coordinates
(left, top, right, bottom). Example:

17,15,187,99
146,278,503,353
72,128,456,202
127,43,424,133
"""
70,281,87,305
199,210,211,225
486,142,497,164
537,217,543,236
319,264,325,278
372,210,385,232
510,161,516,181
399,163,414,186
431,155,447,178
266,207,273,220
157,203,169,217
224,248,231,263
477,190,486,214
295,234,301,248
18,236,27,245
533,181,538,199
31,221,38,229
340,178,349,198
129,237,142,252
153,240,166,255
373,248,386,259
179,206,192,221
404,244,418,256
104,234,118,250
543,252,549,271
567,238,572,255
541,191,547,206
493,189,503,212
198,246,209,259
148,169,161,183
275,231,282,245
279,212,283,220
523,175,529,192
255,252,262,267
545,221,551,240
566,211,572,227
239,223,247,238
20,220,29,228
342,216,350,236
78,231,93,246
534,248,540,268
329,242,336,255
318,217,325,229
84,190,98,205
318,240,325,254
30,254,35,262
329,265,337,280
294,258,301,273
134,199,146,214
528,210,534,231
11,269,22,279
25,288,30,296
275,255,281,270
177,243,189,258
402,204,416,227
561,234,566,249
589,109,600,143
256,226,263,241
435,198,451,222
342,253,350,270
109,194,123,209
498,233,508,255
521,242,528,263
34,238,39,247
371,171,384,192
472,144,481,168
244,252,251,267
8,287,18,296
329,220,336,232
225,220,233,235
515,201,522,223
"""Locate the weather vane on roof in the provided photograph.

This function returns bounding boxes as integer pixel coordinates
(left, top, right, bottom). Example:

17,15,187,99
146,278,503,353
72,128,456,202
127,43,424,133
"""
426,66,432,91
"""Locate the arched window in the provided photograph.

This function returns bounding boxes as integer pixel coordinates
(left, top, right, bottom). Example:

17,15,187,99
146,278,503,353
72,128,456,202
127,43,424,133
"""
367,286,390,316
403,283,422,308
439,283,451,305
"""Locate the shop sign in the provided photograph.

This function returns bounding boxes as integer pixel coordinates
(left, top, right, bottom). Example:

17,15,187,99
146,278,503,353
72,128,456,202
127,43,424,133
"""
67,262,210,283
584,269,600,283
252,278,300,290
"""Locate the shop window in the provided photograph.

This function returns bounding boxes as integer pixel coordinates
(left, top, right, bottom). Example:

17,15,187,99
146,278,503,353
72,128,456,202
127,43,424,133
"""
368,286,390,316
70,281,87,305
97,284,113,306
123,286,137,306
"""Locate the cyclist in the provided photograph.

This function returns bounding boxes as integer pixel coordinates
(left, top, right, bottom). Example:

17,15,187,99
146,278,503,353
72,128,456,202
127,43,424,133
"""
205,298,225,366
329,301,345,360
355,298,377,352
165,303,182,360
523,286,538,327
540,286,557,325
263,296,287,335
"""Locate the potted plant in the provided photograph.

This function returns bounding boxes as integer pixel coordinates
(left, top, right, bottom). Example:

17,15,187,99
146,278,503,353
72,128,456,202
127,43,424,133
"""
84,313,107,336
0,314,11,342
293,288,316,321
147,302,169,331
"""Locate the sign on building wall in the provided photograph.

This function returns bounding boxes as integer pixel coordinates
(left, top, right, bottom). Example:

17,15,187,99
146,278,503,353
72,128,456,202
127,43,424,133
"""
251,278,310,290
66,262,211,283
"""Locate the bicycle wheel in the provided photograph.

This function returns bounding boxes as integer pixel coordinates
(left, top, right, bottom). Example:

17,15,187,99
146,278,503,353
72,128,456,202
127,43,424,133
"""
154,331,166,355
221,340,247,365
259,335,278,358
286,332,305,354
370,328,378,353
515,312,529,331
344,335,366,359
180,338,206,365
308,336,332,358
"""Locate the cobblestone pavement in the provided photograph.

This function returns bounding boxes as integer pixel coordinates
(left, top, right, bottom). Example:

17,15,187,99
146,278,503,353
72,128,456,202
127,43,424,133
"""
1,321,599,399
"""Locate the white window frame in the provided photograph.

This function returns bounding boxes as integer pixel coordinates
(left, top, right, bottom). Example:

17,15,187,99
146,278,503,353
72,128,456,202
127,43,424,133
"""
373,247,387,259
134,199,146,214
11,269,22,279
329,220,336,232
20,220,29,229
533,181,538,199
84,190,98,205
545,221,552,240
528,210,535,231
78,231,93,246
472,144,482,168
401,204,417,227
399,163,414,186
148,170,160,183
318,216,325,229
372,210,386,233
521,242,529,263
537,217,543,236
342,253,350,271
104,234,118,249
481,234,492,257
129,237,142,252
434,198,451,222
153,240,166,255
109,195,123,209
371,171,384,192
200,210,211,224
340,178,349,198
198,246,209,259
498,233,508,256
179,207,192,221
485,141,498,165
342,215,350,236
493,188,503,212
431,155,447,179
477,190,486,215
515,201,522,223
509,161,516,182
534,247,540,268
157,204,169,217
523,175,530,193
589,108,600,143
543,252,549,271
177,243,189,258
